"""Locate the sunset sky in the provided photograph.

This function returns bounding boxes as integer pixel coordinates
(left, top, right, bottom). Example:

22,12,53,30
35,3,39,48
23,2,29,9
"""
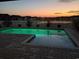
0,0,79,17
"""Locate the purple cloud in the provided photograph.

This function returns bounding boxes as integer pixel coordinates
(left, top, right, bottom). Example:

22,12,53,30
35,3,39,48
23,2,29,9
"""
59,0,77,2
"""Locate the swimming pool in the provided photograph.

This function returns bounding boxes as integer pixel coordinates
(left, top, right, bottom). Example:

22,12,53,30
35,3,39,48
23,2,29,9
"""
0,28,75,48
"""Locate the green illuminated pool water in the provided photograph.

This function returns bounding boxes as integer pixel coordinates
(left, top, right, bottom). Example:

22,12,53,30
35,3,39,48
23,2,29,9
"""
0,28,66,36
0,28,75,48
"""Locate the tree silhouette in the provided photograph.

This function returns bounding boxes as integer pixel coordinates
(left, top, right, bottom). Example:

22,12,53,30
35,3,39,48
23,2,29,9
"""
72,17,79,30
27,20,32,27
26,16,32,27
2,14,12,27
46,20,50,27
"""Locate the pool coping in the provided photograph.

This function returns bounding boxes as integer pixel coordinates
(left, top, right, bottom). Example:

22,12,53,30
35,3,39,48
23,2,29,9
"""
64,29,78,47
21,35,35,43
64,28,79,48
0,27,64,30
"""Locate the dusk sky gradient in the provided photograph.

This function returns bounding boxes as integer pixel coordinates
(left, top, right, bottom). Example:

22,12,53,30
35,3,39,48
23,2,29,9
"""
0,0,79,17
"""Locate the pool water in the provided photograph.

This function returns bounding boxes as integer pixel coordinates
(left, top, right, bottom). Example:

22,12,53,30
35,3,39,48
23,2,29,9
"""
0,28,66,36
0,28,75,48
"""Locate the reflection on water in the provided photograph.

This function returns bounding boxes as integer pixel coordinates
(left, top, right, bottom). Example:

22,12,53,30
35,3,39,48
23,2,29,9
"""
29,35,75,48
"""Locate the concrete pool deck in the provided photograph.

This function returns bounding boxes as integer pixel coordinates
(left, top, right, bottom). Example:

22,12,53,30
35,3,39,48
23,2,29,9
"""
0,34,35,48
0,44,79,59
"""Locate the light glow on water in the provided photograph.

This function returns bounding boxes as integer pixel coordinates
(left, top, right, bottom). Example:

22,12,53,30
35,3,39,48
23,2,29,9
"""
0,28,66,36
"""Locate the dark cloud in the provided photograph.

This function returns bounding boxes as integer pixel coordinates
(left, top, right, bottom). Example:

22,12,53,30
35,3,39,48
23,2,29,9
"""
54,12,62,14
0,0,17,2
59,0,77,2
68,11,79,13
